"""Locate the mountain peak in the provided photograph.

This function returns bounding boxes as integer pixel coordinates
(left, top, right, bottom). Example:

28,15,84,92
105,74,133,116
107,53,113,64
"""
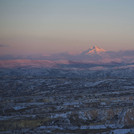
86,45,106,54
90,45,98,49
81,45,106,55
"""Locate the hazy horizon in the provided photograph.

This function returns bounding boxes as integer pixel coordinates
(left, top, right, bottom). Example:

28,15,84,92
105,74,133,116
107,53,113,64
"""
0,0,134,56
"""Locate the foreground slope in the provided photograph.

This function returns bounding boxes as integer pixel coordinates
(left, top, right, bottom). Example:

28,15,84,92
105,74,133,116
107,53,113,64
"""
0,65,134,134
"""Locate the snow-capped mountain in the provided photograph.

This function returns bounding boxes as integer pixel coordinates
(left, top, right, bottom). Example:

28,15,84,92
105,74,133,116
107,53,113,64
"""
0,45,134,67
82,45,106,55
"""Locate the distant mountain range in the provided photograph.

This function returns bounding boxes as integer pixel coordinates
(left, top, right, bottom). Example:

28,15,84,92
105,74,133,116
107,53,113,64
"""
42,45,134,63
0,45,134,68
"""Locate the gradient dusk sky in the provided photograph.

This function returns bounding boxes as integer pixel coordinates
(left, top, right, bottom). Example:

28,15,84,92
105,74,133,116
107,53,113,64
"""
0,0,134,55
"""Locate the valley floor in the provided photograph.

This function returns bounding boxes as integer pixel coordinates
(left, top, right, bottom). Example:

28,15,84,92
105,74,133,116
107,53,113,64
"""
0,67,134,134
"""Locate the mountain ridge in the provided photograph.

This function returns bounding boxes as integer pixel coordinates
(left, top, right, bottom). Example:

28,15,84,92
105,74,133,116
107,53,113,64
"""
0,45,134,64
82,45,106,55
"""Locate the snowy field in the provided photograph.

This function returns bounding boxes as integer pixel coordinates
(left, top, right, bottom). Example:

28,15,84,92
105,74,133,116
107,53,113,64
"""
0,65,134,134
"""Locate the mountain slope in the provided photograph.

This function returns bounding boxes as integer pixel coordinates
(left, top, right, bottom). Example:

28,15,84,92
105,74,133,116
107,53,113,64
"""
81,45,106,55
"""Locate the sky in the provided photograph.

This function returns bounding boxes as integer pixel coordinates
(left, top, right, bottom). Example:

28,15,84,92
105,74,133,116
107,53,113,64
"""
0,0,134,55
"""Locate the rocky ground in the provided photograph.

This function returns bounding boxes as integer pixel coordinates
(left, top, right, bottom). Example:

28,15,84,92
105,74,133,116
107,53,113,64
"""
0,67,134,134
